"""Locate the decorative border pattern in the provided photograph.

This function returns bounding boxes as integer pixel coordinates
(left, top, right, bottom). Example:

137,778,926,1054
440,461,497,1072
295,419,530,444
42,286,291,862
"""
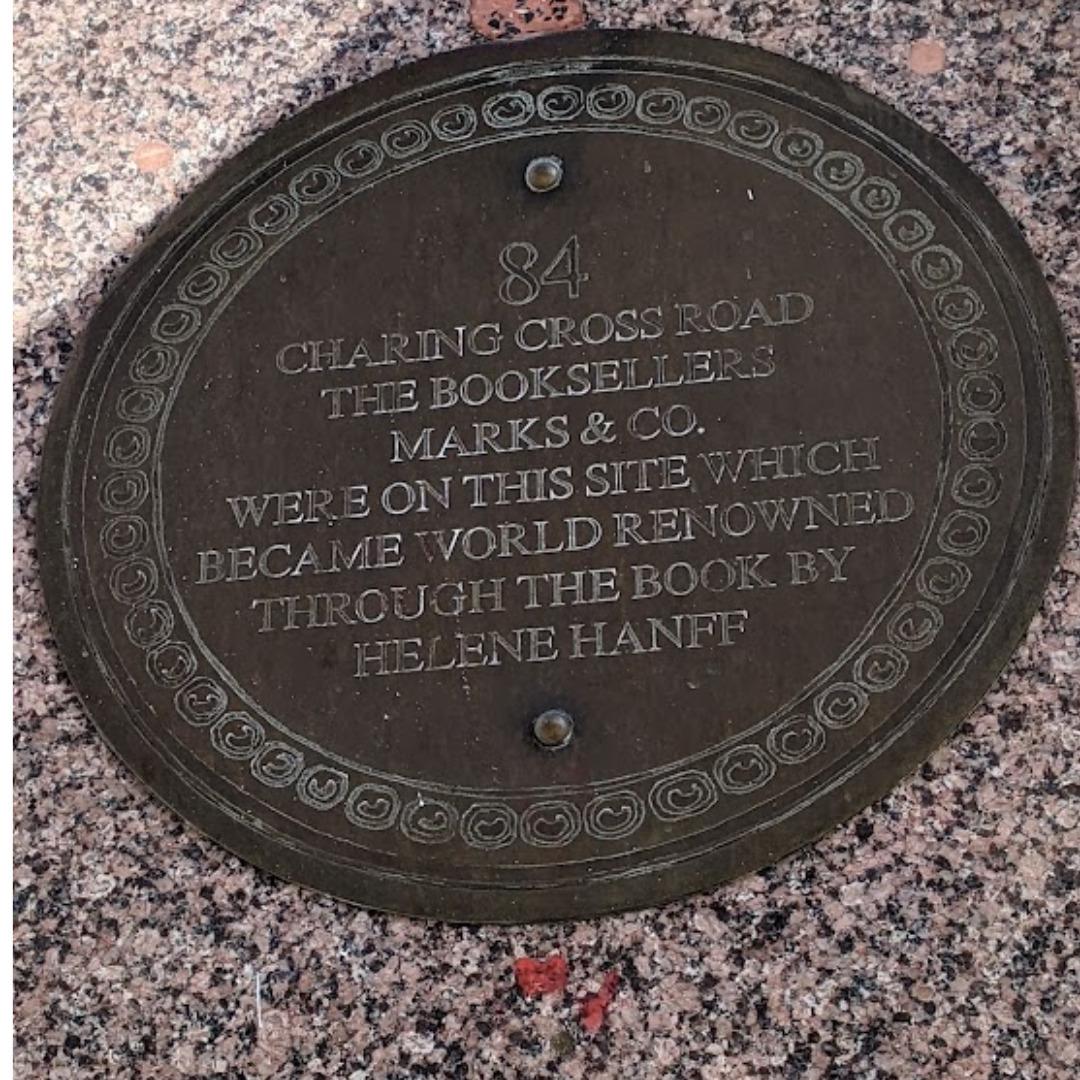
89,77,1008,853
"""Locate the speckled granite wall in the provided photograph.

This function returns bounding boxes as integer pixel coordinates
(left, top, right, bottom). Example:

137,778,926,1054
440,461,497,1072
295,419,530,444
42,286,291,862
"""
13,2,1079,1077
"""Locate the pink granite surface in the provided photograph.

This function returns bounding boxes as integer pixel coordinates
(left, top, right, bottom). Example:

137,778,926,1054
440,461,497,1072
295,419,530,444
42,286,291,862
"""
13,2,1080,1076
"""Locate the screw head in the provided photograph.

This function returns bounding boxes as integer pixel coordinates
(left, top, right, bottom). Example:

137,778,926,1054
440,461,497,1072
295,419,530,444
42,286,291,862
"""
532,708,574,750
524,155,564,193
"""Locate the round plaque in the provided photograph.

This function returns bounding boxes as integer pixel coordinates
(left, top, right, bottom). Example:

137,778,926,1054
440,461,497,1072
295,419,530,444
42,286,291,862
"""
40,31,1075,922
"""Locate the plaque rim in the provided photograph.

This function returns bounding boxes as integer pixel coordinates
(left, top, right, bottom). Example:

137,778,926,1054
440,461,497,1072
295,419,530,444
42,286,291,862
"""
38,29,1076,922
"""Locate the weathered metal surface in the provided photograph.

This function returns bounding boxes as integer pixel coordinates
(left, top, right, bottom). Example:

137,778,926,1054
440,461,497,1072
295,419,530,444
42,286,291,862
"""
39,31,1075,922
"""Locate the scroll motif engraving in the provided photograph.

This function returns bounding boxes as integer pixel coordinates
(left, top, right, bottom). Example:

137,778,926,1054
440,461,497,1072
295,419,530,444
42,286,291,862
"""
99,471,149,514
916,557,972,605
209,228,264,269
460,802,518,850
177,264,230,305
431,103,478,140
814,682,869,729
933,285,985,329
583,790,646,840
727,109,779,148
715,744,778,792
765,716,826,767
536,85,584,121
586,83,634,120
103,426,151,469
116,386,163,423
296,765,350,810
912,245,964,290
850,177,901,219
333,140,383,179
288,165,340,204
150,303,202,344
248,194,299,235
481,90,535,129
886,602,944,652
773,127,824,167
650,770,718,820
129,343,181,383
251,741,306,787
635,87,685,125
210,712,266,760
100,515,148,558
948,327,998,370
175,678,229,727
107,556,158,605
520,800,582,847
957,372,1005,416
937,510,991,558
683,95,730,133
813,150,864,191
882,209,935,251
345,783,400,831
380,119,431,158
400,796,459,844
951,464,1002,509
959,418,1007,462
146,641,197,688
853,644,910,693
123,600,174,650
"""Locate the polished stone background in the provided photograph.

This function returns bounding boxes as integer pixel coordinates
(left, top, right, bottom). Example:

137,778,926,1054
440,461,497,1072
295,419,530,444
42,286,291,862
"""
13,2,1079,1076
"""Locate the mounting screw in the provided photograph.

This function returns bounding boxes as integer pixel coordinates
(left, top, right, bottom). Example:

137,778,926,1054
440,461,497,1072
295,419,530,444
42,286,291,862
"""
524,155,564,193
532,708,574,750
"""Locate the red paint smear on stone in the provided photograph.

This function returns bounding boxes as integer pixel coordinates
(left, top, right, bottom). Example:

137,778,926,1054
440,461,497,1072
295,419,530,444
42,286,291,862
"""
579,970,620,1033
469,0,585,41
513,953,569,997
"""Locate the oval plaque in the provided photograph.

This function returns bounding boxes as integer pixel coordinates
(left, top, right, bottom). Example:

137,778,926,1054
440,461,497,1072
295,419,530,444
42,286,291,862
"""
40,31,1075,922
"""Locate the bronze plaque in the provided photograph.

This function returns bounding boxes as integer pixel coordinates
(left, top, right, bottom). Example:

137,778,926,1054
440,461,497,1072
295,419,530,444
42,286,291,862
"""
39,31,1075,922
